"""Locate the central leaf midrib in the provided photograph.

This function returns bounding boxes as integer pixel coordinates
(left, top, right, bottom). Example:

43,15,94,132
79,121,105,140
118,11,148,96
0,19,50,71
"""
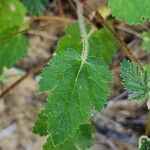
54,58,94,144
56,60,85,126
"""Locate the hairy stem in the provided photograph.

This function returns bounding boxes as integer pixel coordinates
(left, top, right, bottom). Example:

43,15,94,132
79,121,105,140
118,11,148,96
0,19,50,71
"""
76,0,89,63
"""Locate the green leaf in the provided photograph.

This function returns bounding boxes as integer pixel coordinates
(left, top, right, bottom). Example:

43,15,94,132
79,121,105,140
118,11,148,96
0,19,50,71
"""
142,32,150,52
39,50,112,145
57,23,117,65
0,32,28,74
33,111,48,136
22,0,48,16
0,0,28,74
144,64,150,74
89,28,117,65
57,23,85,53
108,0,150,25
43,124,94,150
0,0,27,33
139,136,150,150
120,59,149,100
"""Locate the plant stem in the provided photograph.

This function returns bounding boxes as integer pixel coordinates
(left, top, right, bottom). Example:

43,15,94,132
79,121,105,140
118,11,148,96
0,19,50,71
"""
88,11,144,71
31,15,75,23
0,16,75,42
116,25,143,39
76,0,89,63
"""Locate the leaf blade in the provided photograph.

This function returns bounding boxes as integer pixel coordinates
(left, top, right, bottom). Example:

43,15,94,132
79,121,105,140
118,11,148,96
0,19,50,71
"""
108,0,150,25
120,59,149,100
0,33,28,74
0,0,27,33
39,50,112,145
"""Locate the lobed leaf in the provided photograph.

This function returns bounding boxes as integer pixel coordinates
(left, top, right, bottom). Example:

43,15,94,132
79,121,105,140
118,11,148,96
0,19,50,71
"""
0,0,28,74
108,0,150,25
0,30,28,74
120,59,149,100
39,50,112,145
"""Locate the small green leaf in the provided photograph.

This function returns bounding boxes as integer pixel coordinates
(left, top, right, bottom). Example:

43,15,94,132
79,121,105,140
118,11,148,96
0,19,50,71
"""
39,50,112,145
57,23,85,53
57,23,117,65
22,0,48,16
43,124,94,150
0,31,28,74
0,0,27,33
142,32,150,52
120,59,149,100
0,0,28,74
33,111,48,136
89,28,117,65
139,136,150,150
108,0,150,25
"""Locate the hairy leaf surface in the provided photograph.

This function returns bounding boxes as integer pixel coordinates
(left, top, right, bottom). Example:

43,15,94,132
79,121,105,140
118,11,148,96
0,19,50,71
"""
120,59,149,100
108,0,150,25
89,28,117,64
43,124,94,150
39,50,112,145
57,23,117,65
57,23,85,53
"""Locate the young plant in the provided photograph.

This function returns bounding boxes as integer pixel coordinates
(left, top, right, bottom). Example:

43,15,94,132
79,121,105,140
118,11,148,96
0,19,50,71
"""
33,0,114,149
32,0,150,149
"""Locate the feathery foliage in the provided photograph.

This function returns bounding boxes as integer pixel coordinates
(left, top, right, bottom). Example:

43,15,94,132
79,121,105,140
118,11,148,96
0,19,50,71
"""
120,59,150,100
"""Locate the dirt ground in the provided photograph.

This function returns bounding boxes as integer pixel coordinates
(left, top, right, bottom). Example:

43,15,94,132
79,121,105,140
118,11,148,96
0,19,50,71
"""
0,0,150,150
